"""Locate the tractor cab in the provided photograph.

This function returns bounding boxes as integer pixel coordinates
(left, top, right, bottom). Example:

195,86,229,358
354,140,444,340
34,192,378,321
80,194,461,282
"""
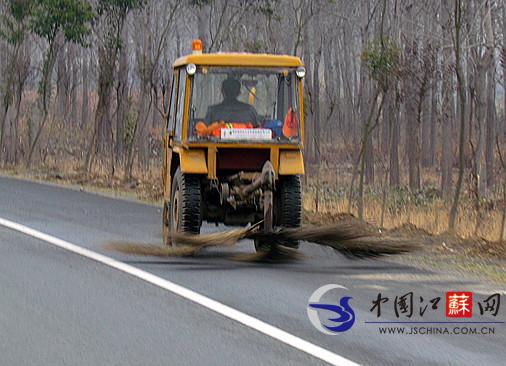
163,40,305,251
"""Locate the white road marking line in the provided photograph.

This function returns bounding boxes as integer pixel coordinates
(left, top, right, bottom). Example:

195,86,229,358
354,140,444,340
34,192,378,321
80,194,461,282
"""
0,217,360,366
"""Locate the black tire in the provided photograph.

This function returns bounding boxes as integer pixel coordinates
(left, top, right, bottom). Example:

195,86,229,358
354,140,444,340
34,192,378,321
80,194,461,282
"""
278,175,302,227
277,175,302,248
169,167,201,245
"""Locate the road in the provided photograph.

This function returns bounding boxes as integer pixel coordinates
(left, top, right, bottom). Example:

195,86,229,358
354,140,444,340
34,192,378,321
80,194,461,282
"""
0,176,504,365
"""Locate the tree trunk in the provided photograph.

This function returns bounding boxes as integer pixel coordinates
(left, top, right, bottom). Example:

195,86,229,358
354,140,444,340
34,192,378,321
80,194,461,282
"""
440,3,453,197
474,62,488,196
406,86,421,191
12,89,22,164
388,90,400,186
56,44,68,120
472,1,494,196
27,35,61,167
85,43,118,172
421,87,431,167
81,49,89,128
0,41,22,164
502,0,506,142
404,50,421,190
485,65,496,188
449,0,467,231
312,23,322,165
358,89,383,219
359,63,373,184
0,103,9,164
12,41,29,165
302,22,313,163
69,44,78,125
500,170,506,243
116,26,129,161
429,66,438,168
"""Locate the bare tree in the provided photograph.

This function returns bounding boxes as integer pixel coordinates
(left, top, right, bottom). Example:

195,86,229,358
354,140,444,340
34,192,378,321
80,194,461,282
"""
449,0,467,231
440,0,454,197
0,0,30,164
85,0,145,174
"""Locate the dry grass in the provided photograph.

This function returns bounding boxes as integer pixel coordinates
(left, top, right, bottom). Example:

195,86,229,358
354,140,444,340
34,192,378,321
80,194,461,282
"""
303,165,505,243
5,158,164,203
303,193,503,242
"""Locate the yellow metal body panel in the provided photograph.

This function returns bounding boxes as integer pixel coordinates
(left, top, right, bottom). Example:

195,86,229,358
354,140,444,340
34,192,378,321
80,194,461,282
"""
170,143,305,178
179,149,208,174
207,147,217,179
173,53,303,68
270,147,279,177
278,150,305,175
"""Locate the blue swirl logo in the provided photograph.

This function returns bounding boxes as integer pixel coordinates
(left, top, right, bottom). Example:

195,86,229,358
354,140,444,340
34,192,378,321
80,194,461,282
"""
307,284,355,334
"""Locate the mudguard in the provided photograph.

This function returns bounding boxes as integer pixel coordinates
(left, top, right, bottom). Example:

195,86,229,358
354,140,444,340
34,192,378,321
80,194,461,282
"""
278,150,305,175
179,149,208,174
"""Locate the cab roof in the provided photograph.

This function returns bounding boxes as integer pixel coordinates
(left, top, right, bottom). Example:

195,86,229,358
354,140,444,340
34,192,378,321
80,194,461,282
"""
173,53,303,68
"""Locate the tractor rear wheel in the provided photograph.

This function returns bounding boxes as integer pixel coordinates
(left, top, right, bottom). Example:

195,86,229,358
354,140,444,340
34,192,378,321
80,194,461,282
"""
168,167,201,246
277,175,302,248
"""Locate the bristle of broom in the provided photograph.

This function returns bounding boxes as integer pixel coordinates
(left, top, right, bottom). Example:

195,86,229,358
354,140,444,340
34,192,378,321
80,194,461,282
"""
171,226,253,247
104,242,199,257
248,224,420,259
317,237,422,259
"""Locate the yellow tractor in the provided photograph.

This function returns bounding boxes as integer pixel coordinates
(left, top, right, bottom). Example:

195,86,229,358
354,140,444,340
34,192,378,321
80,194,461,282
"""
162,40,306,251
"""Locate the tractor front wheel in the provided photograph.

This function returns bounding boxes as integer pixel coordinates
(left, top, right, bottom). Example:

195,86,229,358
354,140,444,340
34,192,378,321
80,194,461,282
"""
168,168,201,246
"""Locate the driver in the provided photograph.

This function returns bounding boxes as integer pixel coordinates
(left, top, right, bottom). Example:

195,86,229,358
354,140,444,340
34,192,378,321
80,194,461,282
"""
204,77,259,126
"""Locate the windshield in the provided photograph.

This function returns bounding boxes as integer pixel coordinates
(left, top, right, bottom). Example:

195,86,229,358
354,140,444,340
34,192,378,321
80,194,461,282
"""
188,67,301,143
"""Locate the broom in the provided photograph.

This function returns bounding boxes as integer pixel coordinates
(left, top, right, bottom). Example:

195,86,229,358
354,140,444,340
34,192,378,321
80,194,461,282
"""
105,226,257,258
248,223,421,259
106,222,419,260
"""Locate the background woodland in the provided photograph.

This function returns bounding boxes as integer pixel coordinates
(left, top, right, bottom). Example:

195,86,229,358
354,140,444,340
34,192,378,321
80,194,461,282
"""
1,0,505,241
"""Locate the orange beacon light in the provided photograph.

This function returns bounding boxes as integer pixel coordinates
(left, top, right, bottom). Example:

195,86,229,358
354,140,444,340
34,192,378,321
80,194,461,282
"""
192,39,203,54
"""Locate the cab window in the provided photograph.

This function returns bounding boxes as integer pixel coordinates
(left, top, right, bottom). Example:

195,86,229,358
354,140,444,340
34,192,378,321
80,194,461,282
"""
174,69,186,141
188,67,300,143
166,72,177,134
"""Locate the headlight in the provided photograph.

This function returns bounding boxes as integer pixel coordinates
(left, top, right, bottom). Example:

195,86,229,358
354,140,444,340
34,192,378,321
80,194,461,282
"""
296,66,306,78
186,63,197,76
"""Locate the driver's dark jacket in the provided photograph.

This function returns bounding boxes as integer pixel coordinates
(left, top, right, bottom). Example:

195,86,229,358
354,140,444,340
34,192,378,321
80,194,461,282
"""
205,99,259,126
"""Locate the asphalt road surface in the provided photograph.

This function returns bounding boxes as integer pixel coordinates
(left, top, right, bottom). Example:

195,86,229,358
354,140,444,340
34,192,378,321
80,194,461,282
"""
0,176,504,366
